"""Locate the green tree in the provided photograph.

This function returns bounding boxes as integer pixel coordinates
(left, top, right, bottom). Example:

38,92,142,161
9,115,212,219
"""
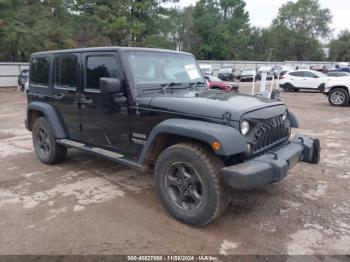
329,30,350,61
190,0,249,60
0,0,75,62
268,0,332,61
72,0,161,47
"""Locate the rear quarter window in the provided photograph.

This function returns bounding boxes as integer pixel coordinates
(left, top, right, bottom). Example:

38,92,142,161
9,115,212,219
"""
31,57,50,86
54,55,78,88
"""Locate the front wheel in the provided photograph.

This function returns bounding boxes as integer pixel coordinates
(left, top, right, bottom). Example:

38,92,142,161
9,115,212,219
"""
32,117,67,165
328,88,349,106
154,143,230,226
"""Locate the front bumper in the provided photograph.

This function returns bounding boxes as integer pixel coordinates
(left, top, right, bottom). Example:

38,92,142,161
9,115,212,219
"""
221,135,321,190
241,76,254,81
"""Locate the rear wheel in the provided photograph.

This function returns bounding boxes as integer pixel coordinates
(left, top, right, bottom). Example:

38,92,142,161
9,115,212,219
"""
154,143,230,226
283,83,295,92
328,88,349,106
32,117,67,165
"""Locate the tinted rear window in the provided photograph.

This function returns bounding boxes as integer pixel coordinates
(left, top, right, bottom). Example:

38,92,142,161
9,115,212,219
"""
54,56,78,88
31,57,50,86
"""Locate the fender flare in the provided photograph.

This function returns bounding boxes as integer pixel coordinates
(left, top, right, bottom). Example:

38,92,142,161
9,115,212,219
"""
138,119,248,163
288,111,299,128
27,102,67,138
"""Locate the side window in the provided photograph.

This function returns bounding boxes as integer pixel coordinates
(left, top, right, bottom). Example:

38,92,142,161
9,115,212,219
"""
290,71,303,77
54,56,78,88
31,57,50,86
86,56,119,90
304,71,318,78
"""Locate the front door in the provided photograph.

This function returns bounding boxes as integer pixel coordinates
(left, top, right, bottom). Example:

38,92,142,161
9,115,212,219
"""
303,71,323,89
51,54,81,140
80,52,131,153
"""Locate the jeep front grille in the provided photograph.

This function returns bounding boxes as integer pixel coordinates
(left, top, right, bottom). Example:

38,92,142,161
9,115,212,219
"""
250,116,290,154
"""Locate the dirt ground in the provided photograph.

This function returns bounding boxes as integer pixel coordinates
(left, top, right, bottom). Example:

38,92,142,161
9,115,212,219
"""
0,85,349,256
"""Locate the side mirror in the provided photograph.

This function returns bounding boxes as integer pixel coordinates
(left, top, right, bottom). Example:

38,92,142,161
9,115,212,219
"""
100,78,122,94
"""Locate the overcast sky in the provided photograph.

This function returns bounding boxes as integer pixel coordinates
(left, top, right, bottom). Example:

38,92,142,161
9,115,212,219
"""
163,0,350,36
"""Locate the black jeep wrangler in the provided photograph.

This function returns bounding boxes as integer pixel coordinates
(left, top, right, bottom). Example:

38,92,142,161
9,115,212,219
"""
25,47,320,226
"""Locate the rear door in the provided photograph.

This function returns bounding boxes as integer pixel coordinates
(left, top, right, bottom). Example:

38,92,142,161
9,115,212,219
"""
51,54,81,140
80,52,131,153
289,71,305,87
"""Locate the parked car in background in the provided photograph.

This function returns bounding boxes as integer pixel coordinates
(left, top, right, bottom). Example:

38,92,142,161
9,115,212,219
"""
327,71,350,77
295,64,309,70
204,74,239,92
335,62,350,72
257,66,274,80
18,69,29,92
199,64,213,75
274,65,294,78
279,70,327,92
324,76,350,106
218,67,234,81
240,69,257,82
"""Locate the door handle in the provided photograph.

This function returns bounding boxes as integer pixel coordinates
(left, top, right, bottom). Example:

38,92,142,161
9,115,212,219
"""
53,93,65,100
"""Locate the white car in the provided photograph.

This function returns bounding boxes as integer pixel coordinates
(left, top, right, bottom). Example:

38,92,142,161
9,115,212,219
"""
279,70,327,92
199,64,213,75
324,76,350,106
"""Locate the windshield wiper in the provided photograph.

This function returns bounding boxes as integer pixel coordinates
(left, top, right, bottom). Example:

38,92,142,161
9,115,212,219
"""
189,81,205,90
161,82,183,92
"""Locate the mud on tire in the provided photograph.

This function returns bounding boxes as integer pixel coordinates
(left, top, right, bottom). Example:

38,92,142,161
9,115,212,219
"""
154,142,230,226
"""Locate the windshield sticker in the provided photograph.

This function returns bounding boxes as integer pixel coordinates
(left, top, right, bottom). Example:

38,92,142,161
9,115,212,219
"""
185,64,201,80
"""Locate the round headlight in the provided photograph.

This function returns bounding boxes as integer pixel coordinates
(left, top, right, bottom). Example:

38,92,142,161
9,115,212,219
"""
282,111,288,121
240,120,250,136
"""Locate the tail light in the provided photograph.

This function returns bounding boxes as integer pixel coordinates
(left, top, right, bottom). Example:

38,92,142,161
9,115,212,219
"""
280,75,286,80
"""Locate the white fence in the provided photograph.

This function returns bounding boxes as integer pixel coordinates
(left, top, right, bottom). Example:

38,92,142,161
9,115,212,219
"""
0,62,29,87
0,60,341,87
197,60,336,76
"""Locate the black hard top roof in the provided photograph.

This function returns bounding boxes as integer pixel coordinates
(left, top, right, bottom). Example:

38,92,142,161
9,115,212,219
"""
31,46,192,56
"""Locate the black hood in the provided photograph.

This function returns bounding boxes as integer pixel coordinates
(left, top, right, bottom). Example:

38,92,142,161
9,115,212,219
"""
137,89,285,121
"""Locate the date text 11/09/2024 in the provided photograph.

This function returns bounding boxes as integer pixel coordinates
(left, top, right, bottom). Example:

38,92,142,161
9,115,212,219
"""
127,255,220,261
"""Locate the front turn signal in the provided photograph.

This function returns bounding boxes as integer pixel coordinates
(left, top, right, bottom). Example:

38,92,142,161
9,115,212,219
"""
212,141,221,151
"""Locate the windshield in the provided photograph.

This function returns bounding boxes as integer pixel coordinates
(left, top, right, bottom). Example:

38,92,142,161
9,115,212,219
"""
208,75,222,82
241,70,255,75
200,68,211,74
126,51,203,87
219,68,232,73
259,67,272,72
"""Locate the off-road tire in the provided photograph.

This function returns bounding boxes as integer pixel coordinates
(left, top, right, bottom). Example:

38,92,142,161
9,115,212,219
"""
32,117,67,165
310,138,321,164
154,142,230,227
328,88,349,106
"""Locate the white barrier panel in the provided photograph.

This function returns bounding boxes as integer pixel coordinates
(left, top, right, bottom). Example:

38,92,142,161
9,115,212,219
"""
0,63,29,87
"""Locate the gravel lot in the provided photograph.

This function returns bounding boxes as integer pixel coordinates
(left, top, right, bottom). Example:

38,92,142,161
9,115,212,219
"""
0,84,349,256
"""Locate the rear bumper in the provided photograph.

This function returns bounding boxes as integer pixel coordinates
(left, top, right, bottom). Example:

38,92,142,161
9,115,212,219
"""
221,135,321,190
279,83,288,89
